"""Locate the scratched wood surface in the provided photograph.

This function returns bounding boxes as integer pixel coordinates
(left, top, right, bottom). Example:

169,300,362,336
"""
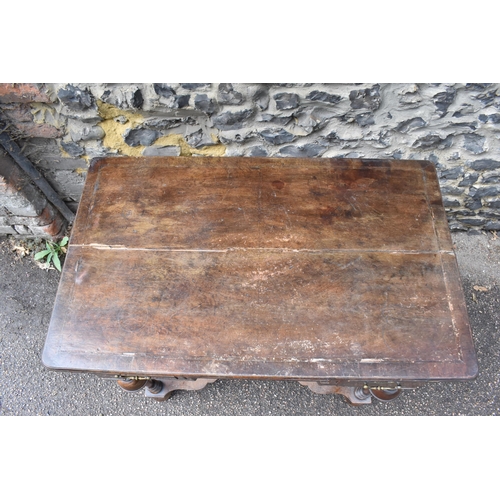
43,157,478,381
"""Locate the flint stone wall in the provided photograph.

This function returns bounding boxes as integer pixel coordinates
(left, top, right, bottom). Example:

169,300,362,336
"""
1,83,499,234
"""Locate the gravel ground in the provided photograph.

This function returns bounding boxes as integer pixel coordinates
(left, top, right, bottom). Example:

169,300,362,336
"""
0,231,499,416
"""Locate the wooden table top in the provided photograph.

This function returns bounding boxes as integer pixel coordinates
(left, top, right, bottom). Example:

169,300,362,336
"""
42,157,478,382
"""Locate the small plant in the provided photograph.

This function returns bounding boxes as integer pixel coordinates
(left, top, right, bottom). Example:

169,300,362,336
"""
34,237,69,272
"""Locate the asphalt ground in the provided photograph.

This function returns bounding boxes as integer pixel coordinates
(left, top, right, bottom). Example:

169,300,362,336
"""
1,231,499,416
1,231,498,499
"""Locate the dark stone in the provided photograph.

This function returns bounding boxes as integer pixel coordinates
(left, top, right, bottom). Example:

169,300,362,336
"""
396,117,426,133
306,91,342,105
478,210,499,218
484,198,500,208
124,128,159,147
387,112,392,119
485,200,500,209
448,221,466,231
218,83,244,105
412,134,453,149
143,117,185,130
259,128,295,145
295,106,337,133
186,129,204,147
443,198,461,207
465,83,492,91
212,109,253,130
349,85,381,111
441,185,464,196
467,187,478,199
61,141,84,157
253,88,270,111
232,133,247,143
194,94,218,115
465,199,482,210
474,90,498,106
447,210,470,217
278,144,327,157
259,113,294,126
57,85,94,111
474,186,500,198
483,175,500,184
355,113,374,127
378,130,391,147
68,123,104,142
458,218,483,226
458,173,479,187
469,159,500,171
439,167,464,180
274,93,300,110
185,129,213,148
248,146,268,157
478,114,488,123
463,133,485,154
173,94,190,108
452,104,475,118
449,122,477,130
490,114,500,123
321,131,340,144
485,220,500,230
428,153,442,168
180,83,211,90
131,89,143,109
153,84,176,98
433,87,456,117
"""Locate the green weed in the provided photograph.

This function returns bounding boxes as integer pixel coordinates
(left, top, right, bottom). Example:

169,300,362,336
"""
34,236,69,272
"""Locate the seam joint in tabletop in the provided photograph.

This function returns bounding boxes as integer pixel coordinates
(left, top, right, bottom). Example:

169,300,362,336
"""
70,244,455,255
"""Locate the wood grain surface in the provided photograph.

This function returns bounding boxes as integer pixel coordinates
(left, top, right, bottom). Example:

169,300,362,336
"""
43,157,478,382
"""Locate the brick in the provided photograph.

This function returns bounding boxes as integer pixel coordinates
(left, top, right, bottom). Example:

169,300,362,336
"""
2,103,35,123
0,215,36,226
0,204,67,238
0,154,48,216
0,204,59,227
0,190,44,216
1,103,63,138
13,224,32,234
0,83,51,104
0,225,17,234
11,121,63,139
